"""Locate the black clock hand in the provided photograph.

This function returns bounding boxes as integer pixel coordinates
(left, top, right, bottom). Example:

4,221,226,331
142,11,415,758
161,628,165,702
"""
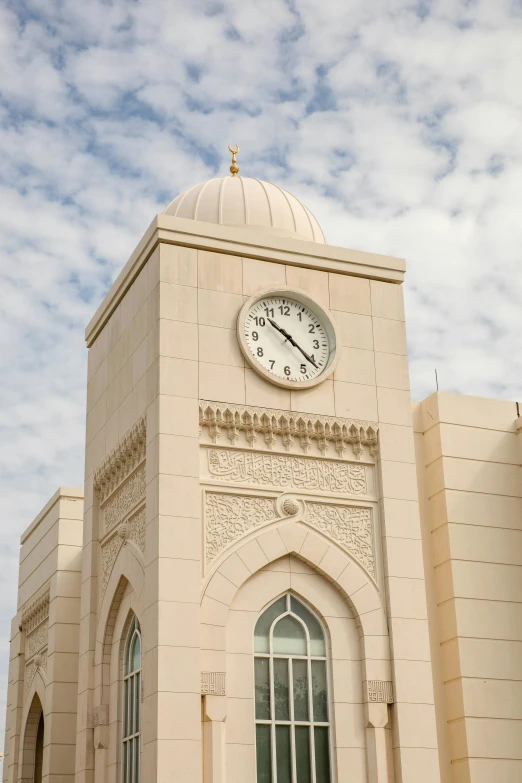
267,318,319,369
267,317,293,342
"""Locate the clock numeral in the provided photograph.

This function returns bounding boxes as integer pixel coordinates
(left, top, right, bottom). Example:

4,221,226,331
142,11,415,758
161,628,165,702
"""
300,364,306,374
257,347,264,357
252,331,259,341
313,340,319,349
253,316,265,326
278,304,290,316
297,311,303,321
269,360,275,370
264,307,274,318
284,366,291,376
308,324,315,333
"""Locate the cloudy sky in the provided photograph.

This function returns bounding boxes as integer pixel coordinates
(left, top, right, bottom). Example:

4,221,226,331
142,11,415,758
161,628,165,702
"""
1,0,522,748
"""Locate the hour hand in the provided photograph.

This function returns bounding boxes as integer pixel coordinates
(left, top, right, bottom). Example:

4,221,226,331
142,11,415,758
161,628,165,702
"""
267,317,292,342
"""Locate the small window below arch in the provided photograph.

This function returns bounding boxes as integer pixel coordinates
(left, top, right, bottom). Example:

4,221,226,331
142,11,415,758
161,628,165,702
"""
254,593,331,783
122,616,141,783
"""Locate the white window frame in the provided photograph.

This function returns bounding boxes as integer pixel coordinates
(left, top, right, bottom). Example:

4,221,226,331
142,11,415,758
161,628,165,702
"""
122,616,141,783
254,593,333,783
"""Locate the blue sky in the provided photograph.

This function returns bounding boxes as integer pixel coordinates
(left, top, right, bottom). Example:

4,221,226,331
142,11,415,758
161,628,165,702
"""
1,0,522,750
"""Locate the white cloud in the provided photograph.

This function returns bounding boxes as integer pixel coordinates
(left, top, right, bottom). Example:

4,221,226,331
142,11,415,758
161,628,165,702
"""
1,0,522,757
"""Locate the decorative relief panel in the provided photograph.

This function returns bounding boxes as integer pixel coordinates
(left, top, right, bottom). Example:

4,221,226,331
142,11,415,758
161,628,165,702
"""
127,506,146,554
367,680,394,704
201,672,226,696
101,533,126,598
24,650,47,698
22,586,50,700
306,503,375,579
207,449,368,495
95,417,147,603
26,620,49,659
93,704,109,727
100,506,146,599
206,493,275,564
21,585,50,636
103,465,146,537
94,416,146,503
204,491,376,581
200,401,379,460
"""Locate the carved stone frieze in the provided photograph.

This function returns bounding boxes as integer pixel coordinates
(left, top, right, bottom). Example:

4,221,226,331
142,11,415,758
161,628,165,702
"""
93,704,109,727
25,661,38,698
26,619,49,659
207,449,368,496
205,493,276,564
205,490,376,581
367,680,393,704
94,416,146,504
127,506,146,554
101,533,124,599
200,401,378,459
201,672,226,696
306,502,375,579
102,464,146,536
25,649,47,699
22,586,50,685
21,585,50,635
96,420,147,603
100,506,145,599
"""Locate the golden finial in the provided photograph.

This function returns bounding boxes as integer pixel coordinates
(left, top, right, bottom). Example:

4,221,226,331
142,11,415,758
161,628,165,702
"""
228,144,239,177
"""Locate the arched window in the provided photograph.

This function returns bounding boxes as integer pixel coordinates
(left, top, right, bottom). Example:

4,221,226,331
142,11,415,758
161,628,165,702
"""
254,594,332,783
122,616,141,783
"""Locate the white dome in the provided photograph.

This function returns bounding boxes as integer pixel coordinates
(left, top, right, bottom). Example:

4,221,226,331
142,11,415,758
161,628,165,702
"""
163,176,326,244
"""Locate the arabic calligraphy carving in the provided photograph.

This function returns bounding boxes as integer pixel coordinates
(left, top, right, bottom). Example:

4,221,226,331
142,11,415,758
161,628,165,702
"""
207,449,367,495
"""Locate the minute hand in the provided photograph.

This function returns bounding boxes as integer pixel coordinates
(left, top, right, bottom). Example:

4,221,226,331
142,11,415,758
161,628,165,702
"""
267,317,318,369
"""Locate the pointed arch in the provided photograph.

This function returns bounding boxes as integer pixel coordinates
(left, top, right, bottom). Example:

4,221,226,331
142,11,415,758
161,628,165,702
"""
96,542,145,665
202,520,388,647
19,691,44,783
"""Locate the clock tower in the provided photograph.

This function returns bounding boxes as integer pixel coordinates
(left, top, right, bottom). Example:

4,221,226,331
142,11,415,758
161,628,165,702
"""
80,152,440,783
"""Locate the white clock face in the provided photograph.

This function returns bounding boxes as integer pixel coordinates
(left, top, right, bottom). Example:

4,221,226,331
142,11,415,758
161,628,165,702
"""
243,295,331,383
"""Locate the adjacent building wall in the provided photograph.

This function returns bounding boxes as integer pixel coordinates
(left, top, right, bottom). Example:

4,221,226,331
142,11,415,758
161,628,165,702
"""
2,487,83,783
414,392,522,783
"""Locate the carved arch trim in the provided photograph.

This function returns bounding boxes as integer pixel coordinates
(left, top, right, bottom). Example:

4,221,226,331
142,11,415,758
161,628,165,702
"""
96,545,145,669
201,519,389,651
204,490,379,586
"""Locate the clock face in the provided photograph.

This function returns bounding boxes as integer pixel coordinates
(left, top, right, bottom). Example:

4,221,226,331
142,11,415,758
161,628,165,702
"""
242,294,333,384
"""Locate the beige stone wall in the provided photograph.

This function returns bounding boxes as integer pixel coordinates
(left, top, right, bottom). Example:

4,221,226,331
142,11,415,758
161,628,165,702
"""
79,250,157,783
3,488,83,783
414,392,522,782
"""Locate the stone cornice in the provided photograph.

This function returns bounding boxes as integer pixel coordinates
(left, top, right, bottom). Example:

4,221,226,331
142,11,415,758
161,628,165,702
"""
85,215,405,347
199,401,379,459
94,416,147,504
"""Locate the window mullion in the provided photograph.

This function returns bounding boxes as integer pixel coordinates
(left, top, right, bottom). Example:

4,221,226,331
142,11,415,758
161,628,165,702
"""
269,648,277,783
308,653,316,783
289,657,297,783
